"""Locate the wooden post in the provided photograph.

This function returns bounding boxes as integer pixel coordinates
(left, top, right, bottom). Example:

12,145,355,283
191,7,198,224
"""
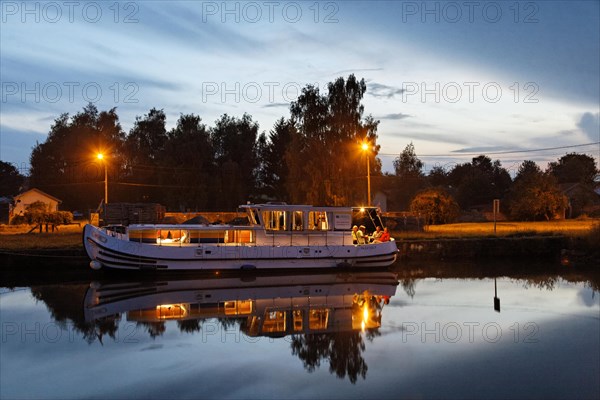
494,278,501,312
493,199,500,234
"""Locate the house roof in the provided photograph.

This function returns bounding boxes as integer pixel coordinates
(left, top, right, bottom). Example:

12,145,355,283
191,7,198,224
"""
14,188,62,203
559,182,600,194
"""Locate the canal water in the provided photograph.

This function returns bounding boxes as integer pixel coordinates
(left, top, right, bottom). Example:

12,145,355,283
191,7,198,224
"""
1,262,598,399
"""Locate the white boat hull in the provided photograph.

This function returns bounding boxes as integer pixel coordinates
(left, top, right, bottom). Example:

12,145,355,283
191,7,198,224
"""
83,224,398,271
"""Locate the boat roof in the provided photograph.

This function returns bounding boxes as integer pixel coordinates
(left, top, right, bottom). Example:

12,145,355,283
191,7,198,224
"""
239,203,352,212
128,224,257,230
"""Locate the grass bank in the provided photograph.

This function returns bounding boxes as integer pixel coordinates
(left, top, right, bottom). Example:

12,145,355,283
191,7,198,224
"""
0,224,83,250
394,219,600,239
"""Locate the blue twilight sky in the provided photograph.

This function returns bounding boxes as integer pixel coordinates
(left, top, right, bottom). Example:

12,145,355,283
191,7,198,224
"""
1,0,599,175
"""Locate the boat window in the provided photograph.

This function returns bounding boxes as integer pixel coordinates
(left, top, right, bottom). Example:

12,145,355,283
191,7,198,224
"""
190,230,226,244
262,210,287,231
223,300,253,315
292,211,303,231
308,308,329,330
248,209,260,226
224,230,254,243
155,304,189,319
262,310,286,333
156,229,190,244
129,229,158,243
308,211,329,230
293,310,303,331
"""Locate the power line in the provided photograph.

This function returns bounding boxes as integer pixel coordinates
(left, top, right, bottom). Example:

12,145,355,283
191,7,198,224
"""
379,142,599,157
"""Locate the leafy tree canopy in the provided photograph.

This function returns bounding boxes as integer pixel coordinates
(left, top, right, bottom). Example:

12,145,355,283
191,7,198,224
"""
0,161,25,196
286,75,380,206
547,153,598,186
508,160,568,220
410,188,459,225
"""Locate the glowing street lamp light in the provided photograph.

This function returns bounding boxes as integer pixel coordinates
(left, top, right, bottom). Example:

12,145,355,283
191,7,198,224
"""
97,153,108,204
361,142,371,206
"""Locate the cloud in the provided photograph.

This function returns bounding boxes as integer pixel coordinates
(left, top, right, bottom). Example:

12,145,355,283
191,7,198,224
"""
576,112,600,142
379,113,411,120
451,146,519,154
332,68,384,76
367,82,405,99
386,131,468,146
262,102,290,108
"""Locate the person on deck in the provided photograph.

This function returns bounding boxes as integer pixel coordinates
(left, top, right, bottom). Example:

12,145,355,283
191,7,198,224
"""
356,225,367,245
351,225,359,244
371,226,383,242
379,227,390,242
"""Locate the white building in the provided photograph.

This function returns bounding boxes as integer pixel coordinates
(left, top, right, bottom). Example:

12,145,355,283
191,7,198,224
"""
10,188,61,221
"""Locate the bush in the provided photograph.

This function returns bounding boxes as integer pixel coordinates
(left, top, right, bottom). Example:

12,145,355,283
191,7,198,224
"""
10,215,27,225
57,211,73,224
19,202,73,226
410,188,459,225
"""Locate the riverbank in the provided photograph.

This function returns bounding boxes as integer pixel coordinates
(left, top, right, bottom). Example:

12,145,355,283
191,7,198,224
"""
1,220,597,272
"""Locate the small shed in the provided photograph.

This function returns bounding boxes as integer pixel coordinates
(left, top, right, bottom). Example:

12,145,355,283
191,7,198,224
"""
10,188,61,221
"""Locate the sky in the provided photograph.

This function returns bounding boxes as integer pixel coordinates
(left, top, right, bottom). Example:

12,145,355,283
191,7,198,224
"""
1,0,599,176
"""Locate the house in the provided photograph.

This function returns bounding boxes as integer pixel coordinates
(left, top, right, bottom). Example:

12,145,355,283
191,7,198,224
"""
10,188,62,222
372,191,388,212
559,182,600,218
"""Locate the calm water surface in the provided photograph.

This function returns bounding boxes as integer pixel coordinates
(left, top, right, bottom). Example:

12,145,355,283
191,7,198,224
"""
1,264,598,399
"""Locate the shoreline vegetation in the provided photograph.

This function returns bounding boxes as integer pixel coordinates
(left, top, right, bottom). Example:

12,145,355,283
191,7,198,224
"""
1,219,598,251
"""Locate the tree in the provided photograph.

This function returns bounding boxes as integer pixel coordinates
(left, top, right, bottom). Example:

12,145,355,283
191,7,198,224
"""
427,165,449,187
123,108,168,203
125,108,168,163
393,142,423,176
508,160,568,221
410,188,459,225
210,113,260,209
23,201,48,225
391,142,426,210
548,153,598,185
547,153,599,217
290,332,368,383
162,114,214,210
448,155,511,209
286,75,380,206
30,104,126,210
257,117,295,201
0,161,25,196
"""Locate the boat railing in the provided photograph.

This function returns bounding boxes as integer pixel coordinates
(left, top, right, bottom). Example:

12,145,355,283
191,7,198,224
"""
126,225,389,248
103,225,128,240
263,229,355,247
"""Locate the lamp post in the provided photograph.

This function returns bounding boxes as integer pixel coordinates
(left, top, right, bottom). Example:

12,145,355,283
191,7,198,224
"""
361,142,371,206
97,153,108,204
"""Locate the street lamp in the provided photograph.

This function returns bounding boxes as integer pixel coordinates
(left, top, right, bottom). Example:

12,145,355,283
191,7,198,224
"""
97,153,108,204
361,142,371,206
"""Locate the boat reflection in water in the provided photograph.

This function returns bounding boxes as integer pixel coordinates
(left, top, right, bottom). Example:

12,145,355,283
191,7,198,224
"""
85,271,399,338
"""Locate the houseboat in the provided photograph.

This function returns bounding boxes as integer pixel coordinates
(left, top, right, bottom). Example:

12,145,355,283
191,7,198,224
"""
84,270,399,336
83,203,398,271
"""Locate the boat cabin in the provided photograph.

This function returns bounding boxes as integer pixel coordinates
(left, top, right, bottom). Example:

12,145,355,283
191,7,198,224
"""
240,203,352,232
124,204,383,247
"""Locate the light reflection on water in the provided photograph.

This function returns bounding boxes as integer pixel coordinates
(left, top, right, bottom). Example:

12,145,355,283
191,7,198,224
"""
1,265,598,399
